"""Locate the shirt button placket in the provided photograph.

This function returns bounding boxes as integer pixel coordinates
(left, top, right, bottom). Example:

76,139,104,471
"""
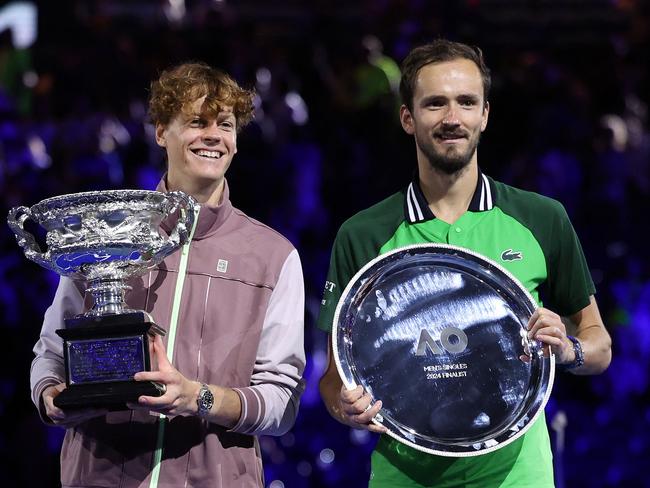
449,226,462,244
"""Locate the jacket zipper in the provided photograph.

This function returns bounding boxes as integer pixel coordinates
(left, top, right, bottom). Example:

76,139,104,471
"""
149,204,201,488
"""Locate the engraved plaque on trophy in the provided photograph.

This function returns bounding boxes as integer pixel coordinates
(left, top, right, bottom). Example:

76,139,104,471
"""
333,244,554,457
8,189,196,409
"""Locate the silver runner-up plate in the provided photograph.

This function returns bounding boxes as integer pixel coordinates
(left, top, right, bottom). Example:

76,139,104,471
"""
333,243,554,457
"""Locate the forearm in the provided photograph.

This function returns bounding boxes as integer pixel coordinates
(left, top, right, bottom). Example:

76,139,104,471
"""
187,381,242,428
318,338,387,434
181,380,302,435
319,368,346,425
319,334,349,426
567,296,612,375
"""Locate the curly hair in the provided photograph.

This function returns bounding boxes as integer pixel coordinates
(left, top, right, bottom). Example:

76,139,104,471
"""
149,62,255,131
399,39,491,111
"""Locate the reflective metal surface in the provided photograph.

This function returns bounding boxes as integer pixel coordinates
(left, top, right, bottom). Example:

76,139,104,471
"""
8,189,196,316
333,244,554,457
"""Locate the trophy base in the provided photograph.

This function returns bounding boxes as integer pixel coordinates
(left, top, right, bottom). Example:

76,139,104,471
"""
54,380,165,410
54,311,166,411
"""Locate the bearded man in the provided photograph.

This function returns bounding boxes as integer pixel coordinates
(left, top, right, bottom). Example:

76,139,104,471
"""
317,39,611,487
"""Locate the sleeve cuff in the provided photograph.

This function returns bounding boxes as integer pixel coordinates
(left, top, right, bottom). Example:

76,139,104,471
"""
32,376,63,425
229,387,266,434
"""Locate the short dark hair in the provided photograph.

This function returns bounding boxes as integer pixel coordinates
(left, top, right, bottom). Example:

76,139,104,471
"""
149,62,255,130
399,39,491,110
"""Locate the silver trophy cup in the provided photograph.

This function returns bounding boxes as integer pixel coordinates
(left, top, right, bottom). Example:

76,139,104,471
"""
8,189,196,409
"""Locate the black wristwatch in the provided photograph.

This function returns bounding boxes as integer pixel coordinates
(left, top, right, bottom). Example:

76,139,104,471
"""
558,335,585,371
197,383,214,417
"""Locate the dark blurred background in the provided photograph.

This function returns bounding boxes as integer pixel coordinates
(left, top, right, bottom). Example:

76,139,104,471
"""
1,0,649,486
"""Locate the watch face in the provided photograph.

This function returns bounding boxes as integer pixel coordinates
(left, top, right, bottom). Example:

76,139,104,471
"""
333,243,555,457
198,385,214,413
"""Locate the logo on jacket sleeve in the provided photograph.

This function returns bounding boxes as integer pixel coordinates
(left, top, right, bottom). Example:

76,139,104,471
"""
501,249,523,261
216,259,229,273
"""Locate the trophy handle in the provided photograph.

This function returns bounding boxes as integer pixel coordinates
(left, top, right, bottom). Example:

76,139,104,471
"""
155,191,197,259
7,206,56,271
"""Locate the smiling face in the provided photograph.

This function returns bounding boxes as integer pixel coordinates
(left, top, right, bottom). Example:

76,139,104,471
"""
155,96,237,205
400,58,489,175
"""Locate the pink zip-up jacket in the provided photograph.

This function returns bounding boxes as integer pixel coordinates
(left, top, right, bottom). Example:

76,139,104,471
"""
30,180,306,488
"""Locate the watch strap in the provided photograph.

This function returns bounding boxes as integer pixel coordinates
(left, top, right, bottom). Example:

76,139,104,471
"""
558,335,585,371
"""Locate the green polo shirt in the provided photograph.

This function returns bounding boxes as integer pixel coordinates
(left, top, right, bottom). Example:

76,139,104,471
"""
317,171,594,488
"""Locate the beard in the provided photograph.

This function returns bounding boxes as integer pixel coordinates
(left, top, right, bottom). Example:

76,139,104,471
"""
417,129,481,175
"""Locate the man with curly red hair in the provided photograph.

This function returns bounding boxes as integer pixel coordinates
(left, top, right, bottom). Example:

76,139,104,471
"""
31,62,306,488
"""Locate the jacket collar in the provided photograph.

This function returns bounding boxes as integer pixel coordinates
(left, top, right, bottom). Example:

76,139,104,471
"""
157,176,233,239
404,168,495,224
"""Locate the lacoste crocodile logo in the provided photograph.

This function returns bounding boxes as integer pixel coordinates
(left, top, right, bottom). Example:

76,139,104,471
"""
501,249,523,261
